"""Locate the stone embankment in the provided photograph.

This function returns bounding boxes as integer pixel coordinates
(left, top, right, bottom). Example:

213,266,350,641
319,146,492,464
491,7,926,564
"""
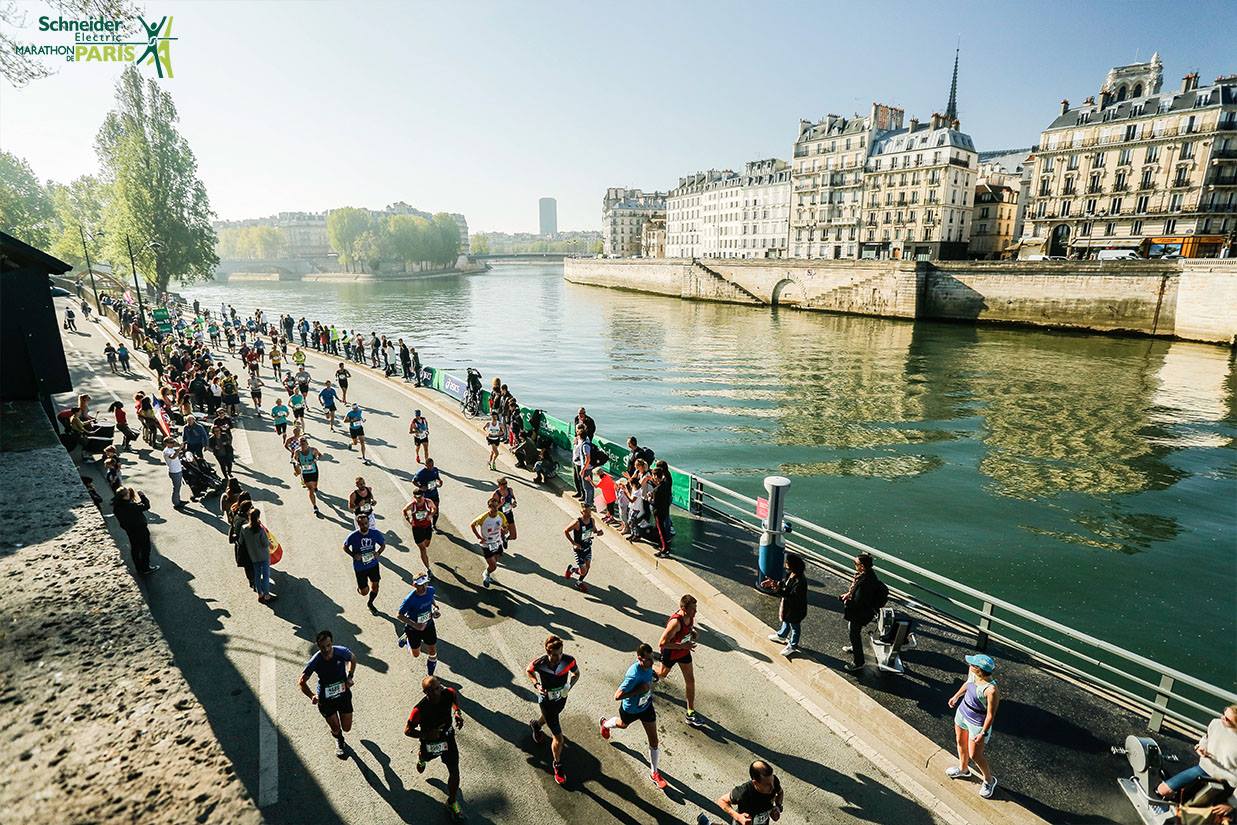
564,257,1237,345
0,401,261,825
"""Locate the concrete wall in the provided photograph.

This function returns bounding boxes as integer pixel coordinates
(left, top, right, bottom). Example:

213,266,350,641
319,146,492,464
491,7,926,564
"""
1174,260,1237,346
564,258,691,298
924,261,1181,336
705,259,922,318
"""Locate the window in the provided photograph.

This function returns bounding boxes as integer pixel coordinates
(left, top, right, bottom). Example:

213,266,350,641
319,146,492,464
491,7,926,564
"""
1094,152,1107,168
1111,197,1123,213
1136,195,1149,213
1039,177,1052,196
1132,219,1142,235
1174,167,1189,187
1146,145,1160,164
1124,124,1138,141
1141,169,1154,189
1086,198,1097,214
1118,148,1132,166
1089,172,1101,193
1169,193,1183,211
977,223,988,234
1115,171,1127,190
1043,157,1055,173
1181,141,1195,160
1106,221,1115,236
1164,218,1176,234
1080,221,1093,236
1067,154,1080,170
1062,200,1072,217
1063,177,1076,195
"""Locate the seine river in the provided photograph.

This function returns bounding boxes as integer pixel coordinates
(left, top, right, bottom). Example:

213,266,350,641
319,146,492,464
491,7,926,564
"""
184,263,1236,686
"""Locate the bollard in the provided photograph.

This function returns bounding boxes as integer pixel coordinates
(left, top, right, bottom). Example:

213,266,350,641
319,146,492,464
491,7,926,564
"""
757,475,791,586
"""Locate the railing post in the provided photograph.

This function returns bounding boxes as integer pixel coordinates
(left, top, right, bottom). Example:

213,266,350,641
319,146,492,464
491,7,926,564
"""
757,476,790,585
1148,674,1174,734
976,601,994,651
688,475,703,515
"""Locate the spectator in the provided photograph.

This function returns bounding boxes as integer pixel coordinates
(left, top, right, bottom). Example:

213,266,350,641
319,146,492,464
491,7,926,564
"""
572,425,593,505
162,437,188,509
946,654,1000,799
112,487,158,574
575,407,596,440
182,415,210,460
1157,705,1237,800
229,496,254,589
763,553,808,657
650,464,673,558
238,507,274,603
840,552,886,673
219,477,244,521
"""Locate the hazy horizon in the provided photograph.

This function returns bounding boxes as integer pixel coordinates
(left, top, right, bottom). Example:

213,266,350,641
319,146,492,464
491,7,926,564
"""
2,0,1234,234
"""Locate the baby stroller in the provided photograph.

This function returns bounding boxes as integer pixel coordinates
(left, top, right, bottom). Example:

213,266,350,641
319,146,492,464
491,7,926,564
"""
182,455,222,499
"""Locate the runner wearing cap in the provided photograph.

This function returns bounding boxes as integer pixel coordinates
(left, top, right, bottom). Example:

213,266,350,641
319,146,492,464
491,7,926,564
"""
397,574,441,675
409,409,430,464
402,490,439,577
946,653,1000,798
527,634,580,785
343,403,369,465
469,498,509,588
343,513,385,610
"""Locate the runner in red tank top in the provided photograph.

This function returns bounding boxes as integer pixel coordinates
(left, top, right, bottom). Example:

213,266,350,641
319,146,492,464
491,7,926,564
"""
655,594,703,727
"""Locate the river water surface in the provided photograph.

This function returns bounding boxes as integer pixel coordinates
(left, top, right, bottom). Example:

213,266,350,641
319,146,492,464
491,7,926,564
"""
184,263,1237,687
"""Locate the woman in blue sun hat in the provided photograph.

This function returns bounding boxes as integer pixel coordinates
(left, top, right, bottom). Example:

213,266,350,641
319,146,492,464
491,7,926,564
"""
946,653,1000,799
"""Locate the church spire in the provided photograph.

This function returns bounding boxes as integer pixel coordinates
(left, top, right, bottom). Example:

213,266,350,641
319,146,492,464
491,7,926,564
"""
944,48,960,121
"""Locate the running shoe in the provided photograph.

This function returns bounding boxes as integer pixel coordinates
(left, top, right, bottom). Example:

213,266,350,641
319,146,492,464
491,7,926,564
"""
782,644,800,657
650,770,667,790
945,766,972,779
335,738,347,759
529,719,545,744
767,633,787,643
416,758,426,774
979,778,998,798
447,800,464,823
553,761,566,785
598,717,610,740
576,581,589,593
482,573,492,588
685,710,704,728
563,565,574,579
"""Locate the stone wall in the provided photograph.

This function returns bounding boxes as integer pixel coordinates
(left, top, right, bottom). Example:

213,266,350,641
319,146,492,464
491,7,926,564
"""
1174,260,1237,345
0,402,261,825
924,260,1181,336
564,258,691,298
705,258,922,318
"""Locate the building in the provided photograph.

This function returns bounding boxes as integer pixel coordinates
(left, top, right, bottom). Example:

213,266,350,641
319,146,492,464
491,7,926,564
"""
539,198,557,236
640,216,666,258
1021,54,1237,259
602,187,666,257
968,181,1019,259
977,149,1034,253
1,231,73,414
666,159,791,259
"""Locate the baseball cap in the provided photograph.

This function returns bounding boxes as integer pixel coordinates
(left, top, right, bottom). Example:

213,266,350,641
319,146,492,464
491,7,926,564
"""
413,573,430,586
965,654,996,673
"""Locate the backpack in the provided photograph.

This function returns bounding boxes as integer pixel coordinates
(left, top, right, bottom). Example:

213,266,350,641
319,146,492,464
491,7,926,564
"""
637,446,656,464
591,444,611,468
869,577,890,615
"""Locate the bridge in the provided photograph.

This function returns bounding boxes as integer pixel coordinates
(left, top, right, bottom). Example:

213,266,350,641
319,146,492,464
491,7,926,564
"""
468,252,573,261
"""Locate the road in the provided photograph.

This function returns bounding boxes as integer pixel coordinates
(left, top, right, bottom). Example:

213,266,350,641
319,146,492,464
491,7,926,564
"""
57,309,946,825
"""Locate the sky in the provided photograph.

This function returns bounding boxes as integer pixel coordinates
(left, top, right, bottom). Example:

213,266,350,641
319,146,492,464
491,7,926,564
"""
2,0,1235,234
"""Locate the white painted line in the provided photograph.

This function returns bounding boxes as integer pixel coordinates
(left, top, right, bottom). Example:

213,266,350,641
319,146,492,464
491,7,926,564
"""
258,654,278,807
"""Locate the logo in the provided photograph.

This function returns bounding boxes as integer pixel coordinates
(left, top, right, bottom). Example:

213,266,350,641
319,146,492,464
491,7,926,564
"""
14,12,177,77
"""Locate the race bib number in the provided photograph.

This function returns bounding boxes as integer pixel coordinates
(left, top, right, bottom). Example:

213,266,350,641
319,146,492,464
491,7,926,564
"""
426,740,448,755
545,685,569,701
501,503,512,513
360,551,375,565
428,480,440,489
416,611,432,625
753,813,771,825
580,529,593,541
485,539,502,553
323,681,345,699
414,510,428,520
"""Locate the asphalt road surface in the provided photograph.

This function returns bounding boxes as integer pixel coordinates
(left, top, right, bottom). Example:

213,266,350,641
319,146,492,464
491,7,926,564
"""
58,311,946,825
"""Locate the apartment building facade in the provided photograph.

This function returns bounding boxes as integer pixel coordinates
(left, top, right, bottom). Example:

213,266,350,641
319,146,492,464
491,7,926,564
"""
666,159,791,259
602,187,666,257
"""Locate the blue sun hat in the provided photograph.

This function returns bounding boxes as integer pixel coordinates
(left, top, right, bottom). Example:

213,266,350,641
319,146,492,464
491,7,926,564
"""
965,653,997,674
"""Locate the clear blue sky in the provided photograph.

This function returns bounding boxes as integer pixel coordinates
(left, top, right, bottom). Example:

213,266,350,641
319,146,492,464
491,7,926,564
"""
2,0,1234,233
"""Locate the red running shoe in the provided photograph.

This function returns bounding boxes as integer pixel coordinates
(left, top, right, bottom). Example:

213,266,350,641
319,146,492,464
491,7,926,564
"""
598,717,610,740
650,770,667,790
553,762,567,785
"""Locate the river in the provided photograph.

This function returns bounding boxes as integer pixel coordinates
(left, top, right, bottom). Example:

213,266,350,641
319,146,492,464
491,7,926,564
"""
183,263,1237,687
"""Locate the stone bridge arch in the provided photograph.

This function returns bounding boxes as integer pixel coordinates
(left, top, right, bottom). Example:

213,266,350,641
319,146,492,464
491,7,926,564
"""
770,277,804,307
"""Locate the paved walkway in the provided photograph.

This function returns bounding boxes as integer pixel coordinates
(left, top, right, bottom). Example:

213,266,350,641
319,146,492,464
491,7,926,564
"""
56,309,982,825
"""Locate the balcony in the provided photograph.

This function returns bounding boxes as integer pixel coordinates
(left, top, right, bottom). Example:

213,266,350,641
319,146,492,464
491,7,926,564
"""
1086,186,1103,194
1211,149,1237,160
949,157,972,168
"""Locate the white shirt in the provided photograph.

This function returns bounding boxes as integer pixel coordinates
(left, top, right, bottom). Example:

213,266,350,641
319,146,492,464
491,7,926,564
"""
163,447,183,474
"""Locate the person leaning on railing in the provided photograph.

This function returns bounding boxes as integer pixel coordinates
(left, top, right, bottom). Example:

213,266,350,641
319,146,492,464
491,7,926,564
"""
1157,705,1237,804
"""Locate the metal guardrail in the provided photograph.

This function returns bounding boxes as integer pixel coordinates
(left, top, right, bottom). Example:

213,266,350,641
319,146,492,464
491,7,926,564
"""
418,366,1233,738
688,476,1235,739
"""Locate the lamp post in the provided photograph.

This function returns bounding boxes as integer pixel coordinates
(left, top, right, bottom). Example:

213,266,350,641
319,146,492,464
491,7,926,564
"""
125,233,149,327
77,224,102,315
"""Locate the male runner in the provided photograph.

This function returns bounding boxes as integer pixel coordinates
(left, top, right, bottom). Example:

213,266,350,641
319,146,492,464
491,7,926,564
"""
469,498,509,588
318,380,340,430
348,476,377,525
655,594,703,727
600,643,666,789
401,490,438,576
563,503,602,593
295,364,311,398
289,388,307,425
294,436,323,515
270,398,290,437
527,634,580,785
335,363,351,403
298,630,356,759
248,372,264,415
409,409,430,463
397,574,441,675
344,403,369,464
413,458,444,530
404,676,466,823
698,760,784,825
343,513,385,610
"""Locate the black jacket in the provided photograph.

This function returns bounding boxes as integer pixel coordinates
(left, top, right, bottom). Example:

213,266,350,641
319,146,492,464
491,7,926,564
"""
843,570,884,624
770,572,808,623
112,492,151,534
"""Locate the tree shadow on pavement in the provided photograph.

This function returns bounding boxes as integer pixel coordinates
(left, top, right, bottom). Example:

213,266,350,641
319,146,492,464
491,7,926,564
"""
266,568,390,675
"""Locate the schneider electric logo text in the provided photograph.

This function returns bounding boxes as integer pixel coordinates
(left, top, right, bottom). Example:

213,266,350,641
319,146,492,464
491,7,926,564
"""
13,14,177,78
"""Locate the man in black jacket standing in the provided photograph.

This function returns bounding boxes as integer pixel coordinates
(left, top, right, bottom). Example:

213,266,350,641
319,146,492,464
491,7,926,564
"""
112,487,158,574
840,552,884,672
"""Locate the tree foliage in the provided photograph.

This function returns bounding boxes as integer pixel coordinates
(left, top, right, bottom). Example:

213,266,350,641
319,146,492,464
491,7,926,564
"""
217,225,286,260
325,207,370,272
47,175,109,267
325,209,460,273
95,66,218,291
0,0,139,87
0,150,55,247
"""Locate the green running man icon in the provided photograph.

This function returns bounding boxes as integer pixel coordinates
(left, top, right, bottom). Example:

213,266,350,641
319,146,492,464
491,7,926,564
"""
135,16,168,78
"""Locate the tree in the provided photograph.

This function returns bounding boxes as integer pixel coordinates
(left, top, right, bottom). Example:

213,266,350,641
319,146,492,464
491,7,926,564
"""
431,213,460,268
1,0,139,87
470,233,490,255
0,150,55,248
47,175,109,267
326,207,370,272
249,226,286,260
387,214,426,273
95,66,218,291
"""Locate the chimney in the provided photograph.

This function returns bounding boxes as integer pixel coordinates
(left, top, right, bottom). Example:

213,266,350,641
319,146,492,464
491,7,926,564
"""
909,116,920,130
930,113,942,130
952,118,960,130
1083,95,1095,106
1182,72,1199,92
1060,98,1070,115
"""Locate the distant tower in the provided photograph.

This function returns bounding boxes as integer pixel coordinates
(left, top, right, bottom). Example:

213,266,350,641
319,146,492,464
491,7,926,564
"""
944,48,959,121
539,198,557,236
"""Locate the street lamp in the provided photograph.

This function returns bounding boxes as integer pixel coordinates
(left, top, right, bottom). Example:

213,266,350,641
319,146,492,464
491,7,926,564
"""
125,234,162,327
77,224,102,314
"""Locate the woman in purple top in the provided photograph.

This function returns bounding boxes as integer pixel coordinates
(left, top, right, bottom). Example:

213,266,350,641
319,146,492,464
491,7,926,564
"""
946,653,1000,799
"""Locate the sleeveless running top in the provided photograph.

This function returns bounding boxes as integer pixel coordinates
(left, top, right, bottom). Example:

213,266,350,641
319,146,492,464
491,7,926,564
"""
414,417,428,435
487,422,502,438
297,450,318,473
570,517,597,547
960,675,995,727
664,609,695,661
409,499,433,528
352,486,374,514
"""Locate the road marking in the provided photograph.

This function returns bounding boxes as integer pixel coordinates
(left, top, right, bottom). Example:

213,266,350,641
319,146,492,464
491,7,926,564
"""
258,654,278,807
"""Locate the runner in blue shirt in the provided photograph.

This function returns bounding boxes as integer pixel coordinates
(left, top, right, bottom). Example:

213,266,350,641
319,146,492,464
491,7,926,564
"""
343,403,369,464
344,512,385,609
297,630,356,758
318,380,340,430
397,574,441,675
600,643,666,789
270,398,290,437
413,458,443,529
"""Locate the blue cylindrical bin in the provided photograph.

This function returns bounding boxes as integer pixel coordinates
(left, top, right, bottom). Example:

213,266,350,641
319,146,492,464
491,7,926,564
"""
756,476,791,585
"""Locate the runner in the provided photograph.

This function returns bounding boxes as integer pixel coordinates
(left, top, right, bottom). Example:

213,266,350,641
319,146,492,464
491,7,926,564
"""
697,760,784,825
404,676,465,823
298,630,357,759
270,398,291,437
396,574,440,674
248,371,264,415
292,346,306,369
348,476,377,525
295,364,311,398
483,411,503,470
343,512,385,610
562,503,601,592
492,477,517,542
469,498,509,588
335,363,351,403
401,489,438,576
600,643,667,789
343,403,369,464
318,380,340,431
655,594,703,727
413,458,444,530
270,346,283,379
289,387,307,426
409,408,430,464
294,436,323,515
220,372,240,417
527,634,581,785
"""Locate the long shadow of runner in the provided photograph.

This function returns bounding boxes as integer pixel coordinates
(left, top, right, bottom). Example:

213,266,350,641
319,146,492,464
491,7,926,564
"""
267,568,390,675
351,739,438,822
